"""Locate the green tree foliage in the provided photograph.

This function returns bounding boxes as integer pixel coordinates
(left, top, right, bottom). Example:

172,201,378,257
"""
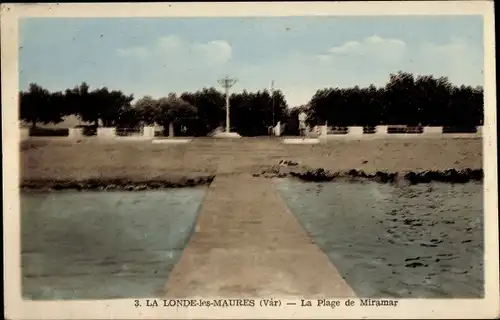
64,82,92,121
133,96,159,125
180,87,225,136
229,89,288,136
18,71,484,135
154,94,198,135
282,106,302,135
62,82,135,127
308,71,483,127
20,83,63,128
91,88,134,127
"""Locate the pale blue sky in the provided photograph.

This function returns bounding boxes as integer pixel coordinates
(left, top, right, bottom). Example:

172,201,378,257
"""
20,16,483,106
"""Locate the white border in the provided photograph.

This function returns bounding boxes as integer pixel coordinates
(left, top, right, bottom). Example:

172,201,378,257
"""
2,2,498,319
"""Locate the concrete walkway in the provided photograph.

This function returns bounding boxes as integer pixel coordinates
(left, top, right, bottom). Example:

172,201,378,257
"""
163,174,356,298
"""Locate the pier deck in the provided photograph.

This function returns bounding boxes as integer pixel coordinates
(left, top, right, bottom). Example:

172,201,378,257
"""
164,174,356,298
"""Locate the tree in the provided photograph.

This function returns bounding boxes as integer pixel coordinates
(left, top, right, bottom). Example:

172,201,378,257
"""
154,94,198,135
229,89,289,136
97,89,134,127
64,82,93,125
180,87,225,136
384,71,417,125
282,106,305,135
18,71,484,134
270,89,289,125
306,71,483,128
69,83,134,127
133,96,158,125
20,83,63,128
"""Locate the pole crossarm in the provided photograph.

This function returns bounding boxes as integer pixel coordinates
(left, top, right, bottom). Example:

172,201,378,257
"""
217,76,237,88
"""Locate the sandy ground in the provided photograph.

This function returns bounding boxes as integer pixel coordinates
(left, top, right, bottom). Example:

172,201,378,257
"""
20,137,482,182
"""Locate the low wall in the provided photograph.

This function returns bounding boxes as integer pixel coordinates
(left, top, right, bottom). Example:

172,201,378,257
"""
442,126,479,134
363,126,376,134
327,126,348,135
319,125,383,138
348,126,363,136
97,127,116,139
273,122,280,137
423,127,443,135
115,128,143,137
319,125,483,139
20,125,484,141
20,128,29,141
387,125,423,134
81,126,97,136
283,138,320,144
68,128,83,139
28,128,70,137
106,127,160,140
376,126,388,135
22,126,160,140
152,138,192,144
143,126,155,138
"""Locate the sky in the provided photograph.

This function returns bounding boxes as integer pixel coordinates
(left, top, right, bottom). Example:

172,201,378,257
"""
19,16,484,107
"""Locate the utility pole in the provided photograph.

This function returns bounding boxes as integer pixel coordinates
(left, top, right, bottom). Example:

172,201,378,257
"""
271,80,275,127
217,76,237,133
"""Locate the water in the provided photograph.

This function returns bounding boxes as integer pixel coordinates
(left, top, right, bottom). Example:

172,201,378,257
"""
21,189,207,300
275,180,484,298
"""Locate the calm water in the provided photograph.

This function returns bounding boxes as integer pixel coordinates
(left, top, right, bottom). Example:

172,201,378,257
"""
21,189,207,300
275,180,484,298
22,181,484,300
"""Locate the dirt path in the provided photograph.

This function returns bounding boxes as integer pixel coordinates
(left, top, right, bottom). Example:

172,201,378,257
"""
163,174,356,298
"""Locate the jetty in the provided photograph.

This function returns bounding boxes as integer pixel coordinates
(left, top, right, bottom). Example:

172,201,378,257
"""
163,174,356,298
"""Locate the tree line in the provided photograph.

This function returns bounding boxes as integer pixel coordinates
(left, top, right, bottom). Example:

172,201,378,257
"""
20,83,289,136
19,71,483,137
307,71,483,127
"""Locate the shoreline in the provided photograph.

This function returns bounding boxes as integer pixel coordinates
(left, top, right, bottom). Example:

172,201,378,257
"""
269,165,484,184
20,167,483,191
20,175,215,191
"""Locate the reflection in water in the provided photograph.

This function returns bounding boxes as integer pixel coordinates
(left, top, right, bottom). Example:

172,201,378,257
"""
21,189,207,300
275,180,483,298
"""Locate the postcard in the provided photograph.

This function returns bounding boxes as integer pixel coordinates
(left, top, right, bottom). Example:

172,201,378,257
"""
2,1,498,319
